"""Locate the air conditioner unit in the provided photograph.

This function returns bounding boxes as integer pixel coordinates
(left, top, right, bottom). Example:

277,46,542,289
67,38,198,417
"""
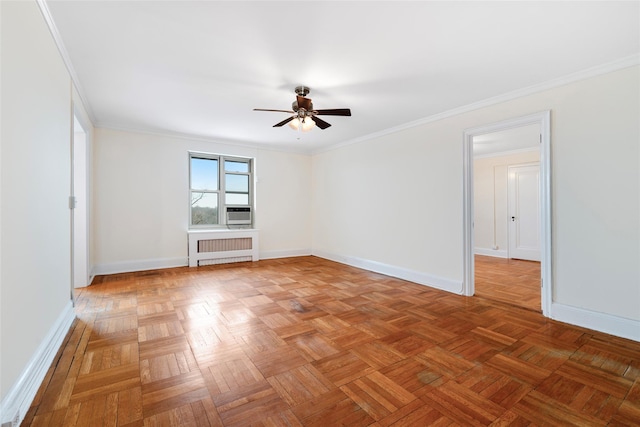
226,206,252,225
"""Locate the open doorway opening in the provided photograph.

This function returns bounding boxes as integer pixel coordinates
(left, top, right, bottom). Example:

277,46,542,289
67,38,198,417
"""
463,111,552,316
72,114,89,290
472,125,541,311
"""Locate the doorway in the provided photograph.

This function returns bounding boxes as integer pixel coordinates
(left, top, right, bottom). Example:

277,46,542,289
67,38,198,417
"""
72,113,89,291
463,111,551,316
471,126,541,311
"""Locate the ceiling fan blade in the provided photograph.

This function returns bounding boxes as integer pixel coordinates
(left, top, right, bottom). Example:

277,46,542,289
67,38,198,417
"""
296,95,313,111
311,116,331,129
314,108,351,116
273,116,295,127
254,108,295,113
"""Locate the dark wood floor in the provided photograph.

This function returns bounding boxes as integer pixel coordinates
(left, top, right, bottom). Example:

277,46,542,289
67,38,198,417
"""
24,256,640,426
475,255,541,312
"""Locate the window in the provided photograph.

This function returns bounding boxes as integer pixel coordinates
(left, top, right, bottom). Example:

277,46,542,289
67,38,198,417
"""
189,153,253,227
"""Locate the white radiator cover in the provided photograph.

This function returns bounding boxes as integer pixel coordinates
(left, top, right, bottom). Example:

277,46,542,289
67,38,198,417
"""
188,229,259,267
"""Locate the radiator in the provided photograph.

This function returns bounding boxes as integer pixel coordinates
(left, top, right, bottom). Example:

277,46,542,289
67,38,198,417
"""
188,230,259,267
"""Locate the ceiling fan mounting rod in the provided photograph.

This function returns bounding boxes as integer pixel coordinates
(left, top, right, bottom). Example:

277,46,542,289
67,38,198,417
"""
295,85,311,97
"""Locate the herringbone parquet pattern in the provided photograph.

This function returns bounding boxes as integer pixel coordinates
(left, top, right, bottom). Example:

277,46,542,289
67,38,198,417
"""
24,256,640,426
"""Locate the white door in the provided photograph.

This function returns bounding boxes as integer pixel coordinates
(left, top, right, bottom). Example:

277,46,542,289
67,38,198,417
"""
508,163,540,261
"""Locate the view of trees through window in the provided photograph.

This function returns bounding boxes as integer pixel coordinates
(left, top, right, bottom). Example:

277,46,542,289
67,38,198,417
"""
190,153,252,226
191,192,218,225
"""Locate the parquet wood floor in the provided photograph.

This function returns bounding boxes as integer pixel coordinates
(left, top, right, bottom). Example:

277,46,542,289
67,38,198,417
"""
475,255,541,312
24,256,640,426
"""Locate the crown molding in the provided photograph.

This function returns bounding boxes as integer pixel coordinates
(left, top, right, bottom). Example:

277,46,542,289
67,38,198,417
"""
95,123,313,156
37,0,97,125
314,54,640,155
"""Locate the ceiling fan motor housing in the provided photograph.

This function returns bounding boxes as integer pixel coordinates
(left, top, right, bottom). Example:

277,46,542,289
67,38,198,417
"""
292,100,313,116
292,86,313,116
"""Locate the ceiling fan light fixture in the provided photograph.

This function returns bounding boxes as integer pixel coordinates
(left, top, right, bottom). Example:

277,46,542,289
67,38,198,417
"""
287,116,315,132
288,117,300,130
301,116,315,132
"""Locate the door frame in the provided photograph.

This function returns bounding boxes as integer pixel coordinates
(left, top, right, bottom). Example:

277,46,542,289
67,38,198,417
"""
72,103,91,290
462,111,551,315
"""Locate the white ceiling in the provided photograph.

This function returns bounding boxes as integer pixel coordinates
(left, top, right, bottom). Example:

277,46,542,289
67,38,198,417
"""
45,1,639,154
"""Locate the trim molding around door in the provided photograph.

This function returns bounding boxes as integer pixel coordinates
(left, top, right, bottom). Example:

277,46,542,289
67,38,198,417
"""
462,110,552,316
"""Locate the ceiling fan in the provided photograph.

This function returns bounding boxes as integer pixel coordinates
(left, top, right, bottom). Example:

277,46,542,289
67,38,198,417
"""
254,86,351,131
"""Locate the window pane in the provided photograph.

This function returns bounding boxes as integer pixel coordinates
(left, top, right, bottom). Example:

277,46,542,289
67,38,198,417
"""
225,174,249,192
225,161,249,173
191,192,218,225
191,157,218,190
226,193,249,205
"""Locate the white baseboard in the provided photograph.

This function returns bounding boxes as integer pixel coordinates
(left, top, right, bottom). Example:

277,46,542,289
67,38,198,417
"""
0,301,76,425
93,257,188,276
474,247,508,258
312,249,463,294
551,303,640,342
260,249,312,260
87,263,96,285
92,250,316,276
310,250,639,342
92,250,315,276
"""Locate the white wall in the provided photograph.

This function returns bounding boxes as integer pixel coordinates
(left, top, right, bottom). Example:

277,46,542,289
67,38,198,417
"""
551,67,639,320
0,0,4,406
474,150,540,257
312,121,464,292
93,129,312,273
255,149,312,259
1,0,72,405
312,66,640,323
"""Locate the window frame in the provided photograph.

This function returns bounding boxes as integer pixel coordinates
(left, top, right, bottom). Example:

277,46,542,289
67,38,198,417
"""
224,158,252,206
189,152,253,229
